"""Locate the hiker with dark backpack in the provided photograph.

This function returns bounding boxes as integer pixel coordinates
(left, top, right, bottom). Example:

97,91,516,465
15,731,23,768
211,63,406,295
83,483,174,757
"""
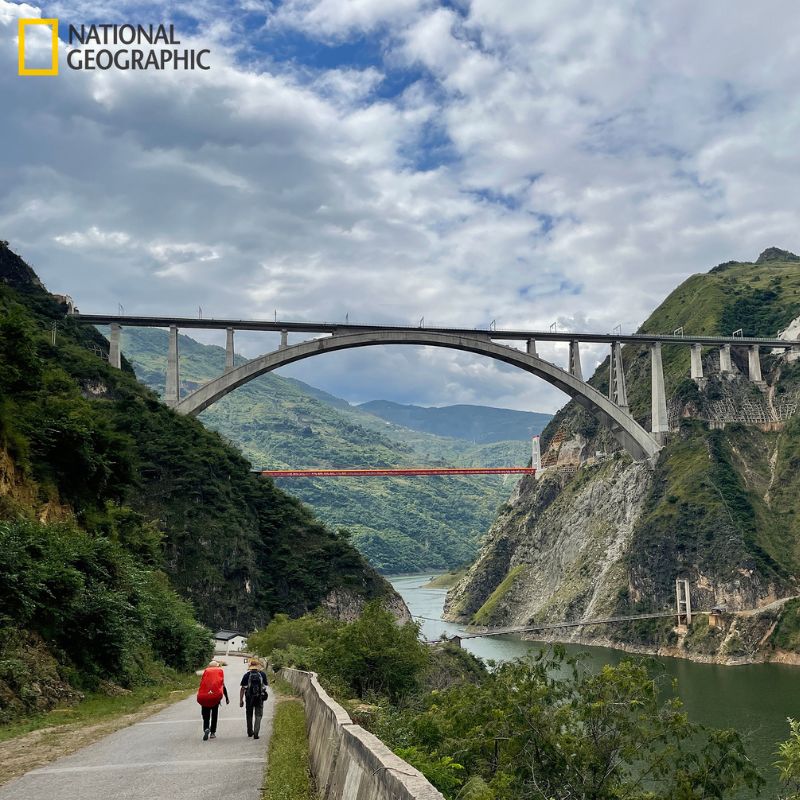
239,658,269,739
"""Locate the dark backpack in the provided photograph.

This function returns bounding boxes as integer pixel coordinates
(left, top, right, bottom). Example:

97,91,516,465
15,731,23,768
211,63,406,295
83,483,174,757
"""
245,670,266,703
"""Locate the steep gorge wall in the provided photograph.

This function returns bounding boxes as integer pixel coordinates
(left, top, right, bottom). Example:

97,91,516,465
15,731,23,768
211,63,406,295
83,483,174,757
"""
446,253,800,663
445,457,653,628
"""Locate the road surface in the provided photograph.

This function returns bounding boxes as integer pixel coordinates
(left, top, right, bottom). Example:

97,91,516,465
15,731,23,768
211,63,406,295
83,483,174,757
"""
0,655,273,800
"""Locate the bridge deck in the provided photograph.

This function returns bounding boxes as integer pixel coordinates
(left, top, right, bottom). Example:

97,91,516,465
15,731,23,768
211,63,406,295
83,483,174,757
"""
75,314,795,348
423,610,704,640
257,467,535,477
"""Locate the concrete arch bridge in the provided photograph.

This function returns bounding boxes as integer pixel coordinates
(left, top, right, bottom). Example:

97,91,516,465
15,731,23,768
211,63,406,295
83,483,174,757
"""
76,315,797,464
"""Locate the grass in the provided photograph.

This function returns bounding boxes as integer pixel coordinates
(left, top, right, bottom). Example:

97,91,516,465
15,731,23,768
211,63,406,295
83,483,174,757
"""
262,681,316,800
472,564,525,625
773,599,800,652
0,672,198,744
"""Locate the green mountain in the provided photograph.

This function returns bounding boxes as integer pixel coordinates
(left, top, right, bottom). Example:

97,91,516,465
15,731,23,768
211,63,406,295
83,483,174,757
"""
114,327,543,573
0,243,396,720
447,248,800,663
357,400,551,443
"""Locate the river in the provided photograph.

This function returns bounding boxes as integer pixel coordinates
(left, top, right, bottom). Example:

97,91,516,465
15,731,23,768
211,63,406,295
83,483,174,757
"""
391,573,800,798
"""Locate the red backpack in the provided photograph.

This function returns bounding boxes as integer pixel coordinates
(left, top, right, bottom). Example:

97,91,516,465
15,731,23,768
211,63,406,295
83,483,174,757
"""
196,667,225,708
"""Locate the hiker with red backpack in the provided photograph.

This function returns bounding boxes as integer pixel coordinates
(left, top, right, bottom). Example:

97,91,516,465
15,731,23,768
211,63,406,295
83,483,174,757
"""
196,660,230,740
239,658,269,739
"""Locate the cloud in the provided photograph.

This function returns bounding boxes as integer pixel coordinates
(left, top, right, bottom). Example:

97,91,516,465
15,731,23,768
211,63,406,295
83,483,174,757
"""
2,0,800,413
54,226,131,248
269,0,431,40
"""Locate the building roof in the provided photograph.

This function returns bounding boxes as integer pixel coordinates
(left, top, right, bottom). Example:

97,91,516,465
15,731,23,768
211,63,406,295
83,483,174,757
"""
214,630,246,640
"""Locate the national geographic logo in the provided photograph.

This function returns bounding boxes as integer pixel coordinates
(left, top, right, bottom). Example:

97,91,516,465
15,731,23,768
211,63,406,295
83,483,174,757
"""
18,20,211,76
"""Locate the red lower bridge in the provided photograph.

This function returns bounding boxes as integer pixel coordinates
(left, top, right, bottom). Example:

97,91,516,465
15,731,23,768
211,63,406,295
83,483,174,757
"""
257,467,536,478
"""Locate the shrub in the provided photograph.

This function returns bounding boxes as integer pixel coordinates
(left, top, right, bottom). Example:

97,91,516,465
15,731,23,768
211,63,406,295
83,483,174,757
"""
0,518,211,695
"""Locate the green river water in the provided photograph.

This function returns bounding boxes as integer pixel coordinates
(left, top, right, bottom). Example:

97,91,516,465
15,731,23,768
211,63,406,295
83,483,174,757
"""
391,574,800,798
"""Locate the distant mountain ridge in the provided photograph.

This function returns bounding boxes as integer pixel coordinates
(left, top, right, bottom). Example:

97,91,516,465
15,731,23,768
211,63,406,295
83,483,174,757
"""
358,400,551,443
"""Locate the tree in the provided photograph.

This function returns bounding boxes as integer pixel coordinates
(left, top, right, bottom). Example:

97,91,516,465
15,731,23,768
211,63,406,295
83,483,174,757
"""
320,601,428,703
777,718,800,800
383,648,763,800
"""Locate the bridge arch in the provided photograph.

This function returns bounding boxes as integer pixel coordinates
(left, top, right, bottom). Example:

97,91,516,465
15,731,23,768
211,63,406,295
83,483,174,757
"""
174,330,661,462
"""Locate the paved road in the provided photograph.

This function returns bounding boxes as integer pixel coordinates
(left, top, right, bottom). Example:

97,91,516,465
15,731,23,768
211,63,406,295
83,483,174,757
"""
0,656,273,800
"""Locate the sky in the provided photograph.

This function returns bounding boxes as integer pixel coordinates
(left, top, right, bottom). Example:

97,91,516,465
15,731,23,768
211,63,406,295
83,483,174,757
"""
2,0,800,412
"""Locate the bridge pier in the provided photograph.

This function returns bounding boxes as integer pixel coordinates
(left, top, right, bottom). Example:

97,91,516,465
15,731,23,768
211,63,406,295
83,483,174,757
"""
280,329,288,349
569,340,583,380
690,343,703,380
676,578,692,627
526,338,537,356
651,342,669,443
166,325,180,407
609,341,628,412
225,328,235,372
719,343,733,374
109,323,122,369
748,345,764,383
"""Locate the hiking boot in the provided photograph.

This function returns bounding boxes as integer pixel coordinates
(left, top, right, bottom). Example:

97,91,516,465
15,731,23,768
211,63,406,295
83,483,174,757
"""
203,728,210,741
253,734,259,740
247,732,253,737
210,733,216,739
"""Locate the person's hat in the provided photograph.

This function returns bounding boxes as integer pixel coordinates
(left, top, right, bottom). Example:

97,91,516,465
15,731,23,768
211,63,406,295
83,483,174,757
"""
208,660,219,667
248,658,260,669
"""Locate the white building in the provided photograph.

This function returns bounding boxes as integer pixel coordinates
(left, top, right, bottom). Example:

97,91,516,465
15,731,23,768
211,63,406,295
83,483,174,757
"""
213,630,248,654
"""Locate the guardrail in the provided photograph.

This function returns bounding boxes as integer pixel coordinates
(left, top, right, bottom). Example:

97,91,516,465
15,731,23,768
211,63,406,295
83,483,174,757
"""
282,668,444,800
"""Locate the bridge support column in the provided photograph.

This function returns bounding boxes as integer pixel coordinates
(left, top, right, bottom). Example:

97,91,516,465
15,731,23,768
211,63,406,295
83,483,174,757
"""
719,343,733,374
526,338,537,356
690,343,703,380
166,325,180,407
609,341,628,412
748,345,763,383
109,323,121,369
280,329,288,350
569,340,583,380
225,328,235,372
676,578,692,627
651,342,669,443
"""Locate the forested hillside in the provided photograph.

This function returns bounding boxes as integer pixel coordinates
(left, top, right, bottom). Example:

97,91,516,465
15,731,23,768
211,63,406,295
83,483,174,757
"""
447,249,800,663
117,327,546,572
0,242,397,721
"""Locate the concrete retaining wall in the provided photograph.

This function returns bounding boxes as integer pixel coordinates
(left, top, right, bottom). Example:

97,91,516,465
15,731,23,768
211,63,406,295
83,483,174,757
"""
282,668,445,800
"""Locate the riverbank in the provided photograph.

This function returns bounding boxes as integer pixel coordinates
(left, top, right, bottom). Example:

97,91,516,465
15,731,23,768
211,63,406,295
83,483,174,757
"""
519,630,800,667
444,595,800,668
421,570,465,589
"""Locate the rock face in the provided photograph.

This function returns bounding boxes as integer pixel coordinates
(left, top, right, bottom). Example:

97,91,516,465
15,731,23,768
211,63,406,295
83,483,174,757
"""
757,247,800,263
446,251,800,663
445,454,652,629
0,241,45,290
324,587,412,624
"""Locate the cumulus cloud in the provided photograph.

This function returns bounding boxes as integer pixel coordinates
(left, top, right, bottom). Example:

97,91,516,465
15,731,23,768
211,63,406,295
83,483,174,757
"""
1,0,800,412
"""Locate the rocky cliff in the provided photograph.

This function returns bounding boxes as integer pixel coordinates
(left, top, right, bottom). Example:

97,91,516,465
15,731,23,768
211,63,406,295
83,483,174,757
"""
445,249,800,663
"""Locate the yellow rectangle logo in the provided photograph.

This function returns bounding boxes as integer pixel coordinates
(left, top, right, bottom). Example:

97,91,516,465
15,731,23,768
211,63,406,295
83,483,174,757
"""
18,19,59,76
